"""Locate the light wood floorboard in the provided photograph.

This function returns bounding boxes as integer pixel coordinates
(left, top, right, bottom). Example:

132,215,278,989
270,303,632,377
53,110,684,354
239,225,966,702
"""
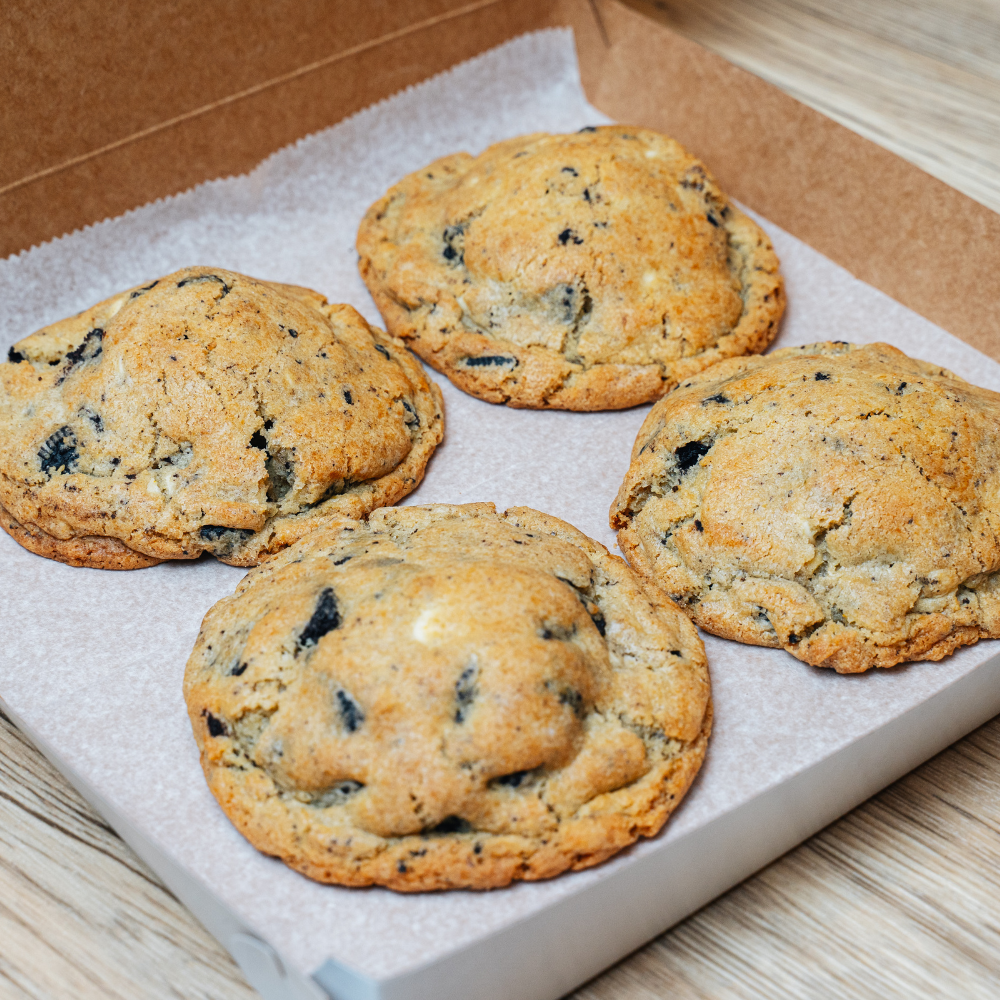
626,0,1000,213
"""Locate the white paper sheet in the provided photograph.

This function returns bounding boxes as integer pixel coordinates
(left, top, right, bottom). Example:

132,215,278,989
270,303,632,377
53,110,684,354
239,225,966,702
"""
1,29,998,983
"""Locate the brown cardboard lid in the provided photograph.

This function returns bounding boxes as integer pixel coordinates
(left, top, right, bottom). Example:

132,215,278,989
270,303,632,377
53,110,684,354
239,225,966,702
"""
3,0,997,357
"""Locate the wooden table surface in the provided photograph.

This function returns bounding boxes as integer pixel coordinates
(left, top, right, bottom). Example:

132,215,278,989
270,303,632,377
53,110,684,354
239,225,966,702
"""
3,2,1000,997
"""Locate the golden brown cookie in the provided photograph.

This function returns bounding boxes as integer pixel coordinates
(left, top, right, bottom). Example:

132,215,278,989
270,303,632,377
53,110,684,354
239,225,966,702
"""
357,126,784,410
0,267,443,568
184,503,711,891
611,342,1000,673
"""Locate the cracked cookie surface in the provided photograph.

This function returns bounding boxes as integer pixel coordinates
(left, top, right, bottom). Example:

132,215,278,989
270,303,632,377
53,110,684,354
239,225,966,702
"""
611,342,1000,673
184,502,711,891
357,127,784,410
0,267,443,568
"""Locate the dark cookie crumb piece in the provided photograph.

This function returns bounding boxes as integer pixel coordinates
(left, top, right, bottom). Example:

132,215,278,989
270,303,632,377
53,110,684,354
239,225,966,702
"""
558,228,584,246
814,372,830,381
198,526,257,559
374,344,391,360
589,610,606,636
557,687,585,717
63,328,104,366
56,328,104,385
675,440,711,472
200,525,255,542
494,770,530,788
424,815,472,835
38,426,79,475
540,622,576,641
298,588,341,649
129,280,159,299
205,712,227,737
463,355,517,368
7,347,26,363
336,689,364,732
442,224,465,264
454,662,478,723
176,274,231,297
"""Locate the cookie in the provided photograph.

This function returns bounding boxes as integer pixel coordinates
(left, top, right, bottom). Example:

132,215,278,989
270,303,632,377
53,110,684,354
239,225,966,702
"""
357,126,784,410
184,502,711,891
0,267,443,568
611,342,1000,673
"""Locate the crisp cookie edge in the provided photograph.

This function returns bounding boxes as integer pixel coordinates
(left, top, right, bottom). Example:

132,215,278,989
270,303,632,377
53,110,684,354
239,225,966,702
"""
0,500,161,570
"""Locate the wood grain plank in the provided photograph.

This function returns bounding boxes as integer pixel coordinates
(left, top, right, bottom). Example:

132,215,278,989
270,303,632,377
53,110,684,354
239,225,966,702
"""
573,720,1000,1000
0,710,257,1000
624,0,1000,214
